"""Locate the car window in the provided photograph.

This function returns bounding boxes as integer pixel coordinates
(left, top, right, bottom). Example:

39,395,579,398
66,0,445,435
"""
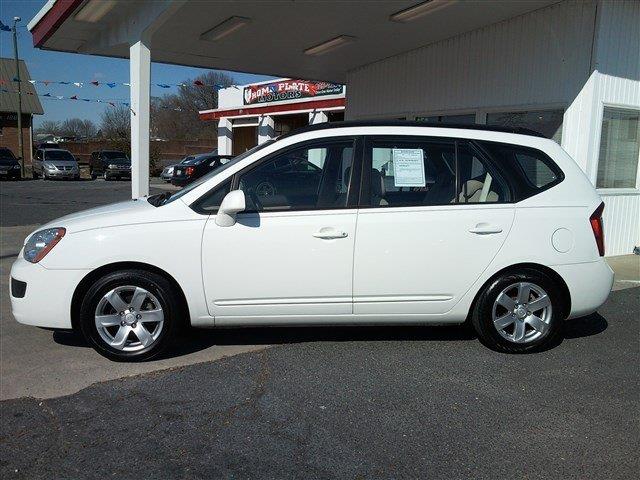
366,138,509,207
191,180,232,213
164,140,276,206
238,141,354,212
456,142,507,203
44,151,75,162
368,139,457,207
102,151,128,160
477,141,563,200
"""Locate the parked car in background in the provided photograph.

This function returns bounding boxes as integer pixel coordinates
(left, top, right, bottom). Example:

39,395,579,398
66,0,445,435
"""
171,153,234,187
32,148,80,180
10,122,613,361
161,163,179,182
89,151,131,180
0,147,21,180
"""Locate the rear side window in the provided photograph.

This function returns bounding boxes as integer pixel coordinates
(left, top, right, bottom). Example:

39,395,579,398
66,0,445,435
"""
478,141,563,200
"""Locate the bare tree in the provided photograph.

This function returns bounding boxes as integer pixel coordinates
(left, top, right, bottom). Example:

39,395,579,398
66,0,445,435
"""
100,105,131,140
59,118,98,139
151,71,233,140
35,120,62,135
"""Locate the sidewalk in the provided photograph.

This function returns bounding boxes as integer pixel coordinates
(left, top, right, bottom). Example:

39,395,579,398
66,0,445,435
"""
607,254,640,291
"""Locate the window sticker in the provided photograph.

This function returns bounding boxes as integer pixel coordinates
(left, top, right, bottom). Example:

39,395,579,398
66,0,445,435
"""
392,148,426,187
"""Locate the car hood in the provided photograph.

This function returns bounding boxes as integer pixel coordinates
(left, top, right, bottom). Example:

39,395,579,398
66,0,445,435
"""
37,199,157,235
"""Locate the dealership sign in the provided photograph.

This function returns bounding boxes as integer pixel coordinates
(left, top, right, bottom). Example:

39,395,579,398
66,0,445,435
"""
243,80,344,105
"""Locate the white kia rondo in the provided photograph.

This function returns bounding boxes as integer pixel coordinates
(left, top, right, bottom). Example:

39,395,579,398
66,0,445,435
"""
10,122,614,361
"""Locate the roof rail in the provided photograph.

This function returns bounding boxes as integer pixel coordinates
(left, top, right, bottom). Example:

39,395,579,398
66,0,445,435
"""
280,120,548,139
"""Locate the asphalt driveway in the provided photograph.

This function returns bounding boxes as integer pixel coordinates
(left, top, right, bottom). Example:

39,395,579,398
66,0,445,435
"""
1,287,638,479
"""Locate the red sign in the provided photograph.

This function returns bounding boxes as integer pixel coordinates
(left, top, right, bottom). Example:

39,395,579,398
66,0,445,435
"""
243,79,343,105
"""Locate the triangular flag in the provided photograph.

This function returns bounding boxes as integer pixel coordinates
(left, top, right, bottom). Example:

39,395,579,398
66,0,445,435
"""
193,80,205,86
28,80,36,84
73,82,83,87
106,83,117,88
43,93,51,97
43,80,51,86
157,84,171,88
82,98,91,102
108,102,115,107
70,95,78,100
56,95,64,99
91,80,99,86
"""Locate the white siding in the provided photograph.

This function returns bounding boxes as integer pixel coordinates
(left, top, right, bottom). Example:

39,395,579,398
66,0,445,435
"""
566,0,640,255
346,0,596,119
599,192,640,256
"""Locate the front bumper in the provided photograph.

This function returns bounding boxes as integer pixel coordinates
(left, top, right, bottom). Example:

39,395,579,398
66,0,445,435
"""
46,170,78,178
0,168,21,178
553,258,614,319
10,256,89,329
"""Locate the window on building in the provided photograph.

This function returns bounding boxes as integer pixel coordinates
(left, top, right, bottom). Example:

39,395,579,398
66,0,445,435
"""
416,114,476,124
486,109,564,143
596,107,640,189
238,140,354,211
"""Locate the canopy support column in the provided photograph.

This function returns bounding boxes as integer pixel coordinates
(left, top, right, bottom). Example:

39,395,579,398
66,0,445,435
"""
130,40,150,199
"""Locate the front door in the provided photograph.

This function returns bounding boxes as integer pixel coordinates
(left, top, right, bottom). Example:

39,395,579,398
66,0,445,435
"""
202,138,359,322
353,136,515,316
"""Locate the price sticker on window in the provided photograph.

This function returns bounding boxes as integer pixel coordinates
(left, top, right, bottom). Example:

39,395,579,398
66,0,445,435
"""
392,148,426,187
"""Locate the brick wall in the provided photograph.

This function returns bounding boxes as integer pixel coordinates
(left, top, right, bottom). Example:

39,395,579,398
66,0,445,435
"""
0,114,34,165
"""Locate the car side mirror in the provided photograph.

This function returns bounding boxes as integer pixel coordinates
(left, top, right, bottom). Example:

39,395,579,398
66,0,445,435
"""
215,190,246,227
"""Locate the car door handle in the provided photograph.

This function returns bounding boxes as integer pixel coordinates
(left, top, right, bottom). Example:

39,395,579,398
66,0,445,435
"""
468,223,503,235
313,228,348,239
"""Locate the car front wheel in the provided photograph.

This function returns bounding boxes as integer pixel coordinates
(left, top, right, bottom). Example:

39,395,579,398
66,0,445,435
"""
471,270,562,353
79,269,182,361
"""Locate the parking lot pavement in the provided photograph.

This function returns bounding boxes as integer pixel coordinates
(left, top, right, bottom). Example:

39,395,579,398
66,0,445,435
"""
1,286,638,479
0,177,176,228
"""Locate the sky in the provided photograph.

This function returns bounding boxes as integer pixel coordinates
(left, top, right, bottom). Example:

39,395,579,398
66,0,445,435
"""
0,0,274,128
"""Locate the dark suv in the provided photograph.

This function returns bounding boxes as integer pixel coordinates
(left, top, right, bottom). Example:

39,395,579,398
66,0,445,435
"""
0,147,21,180
89,150,131,180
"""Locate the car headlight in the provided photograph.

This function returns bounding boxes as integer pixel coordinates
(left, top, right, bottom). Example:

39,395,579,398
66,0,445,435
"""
44,164,57,170
23,228,66,263
13,164,20,170
167,167,174,174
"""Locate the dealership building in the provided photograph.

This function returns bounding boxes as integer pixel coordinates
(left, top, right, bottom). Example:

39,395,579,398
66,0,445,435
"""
199,78,346,155
27,0,639,255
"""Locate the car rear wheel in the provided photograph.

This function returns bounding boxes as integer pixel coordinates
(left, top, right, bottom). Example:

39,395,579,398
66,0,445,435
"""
471,270,562,353
79,269,182,361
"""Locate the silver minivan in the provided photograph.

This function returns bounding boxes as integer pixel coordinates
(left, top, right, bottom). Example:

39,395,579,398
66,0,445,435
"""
32,149,80,180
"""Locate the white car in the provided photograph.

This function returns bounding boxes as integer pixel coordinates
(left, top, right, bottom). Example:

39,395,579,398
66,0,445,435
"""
10,122,613,361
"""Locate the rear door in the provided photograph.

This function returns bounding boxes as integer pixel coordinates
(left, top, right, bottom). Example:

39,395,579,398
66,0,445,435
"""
353,136,515,316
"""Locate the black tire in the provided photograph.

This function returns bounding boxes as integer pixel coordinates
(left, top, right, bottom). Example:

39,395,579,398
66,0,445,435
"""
32,171,38,179
471,269,563,353
90,169,97,180
78,269,182,361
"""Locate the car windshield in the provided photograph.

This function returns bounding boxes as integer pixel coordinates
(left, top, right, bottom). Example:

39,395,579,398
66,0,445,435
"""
45,151,75,162
180,156,205,165
0,149,16,163
108,157,130,165
159,141,275,206
102,151,128,160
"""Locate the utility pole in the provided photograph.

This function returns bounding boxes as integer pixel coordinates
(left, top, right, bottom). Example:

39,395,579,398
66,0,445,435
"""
12,17,25,178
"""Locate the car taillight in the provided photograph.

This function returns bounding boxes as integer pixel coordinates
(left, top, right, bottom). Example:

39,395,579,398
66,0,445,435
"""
185,166,195,176
589,202,605,257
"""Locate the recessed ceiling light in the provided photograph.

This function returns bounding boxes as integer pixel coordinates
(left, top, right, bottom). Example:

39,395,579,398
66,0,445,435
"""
389,0,454,23
74,0,117,23
200,16,251,42
304,35,355,56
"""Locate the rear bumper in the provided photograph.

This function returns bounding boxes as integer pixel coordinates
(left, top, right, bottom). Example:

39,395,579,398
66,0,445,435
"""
552,259,614,319
0,170,20,178
46,170,78,178
10,256,88,329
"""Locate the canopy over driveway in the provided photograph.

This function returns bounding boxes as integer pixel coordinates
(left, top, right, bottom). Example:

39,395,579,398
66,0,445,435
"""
28,0,555,198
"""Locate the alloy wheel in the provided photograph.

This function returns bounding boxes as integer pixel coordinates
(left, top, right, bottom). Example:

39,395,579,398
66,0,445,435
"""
491,282,552,344
94,285,164,352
